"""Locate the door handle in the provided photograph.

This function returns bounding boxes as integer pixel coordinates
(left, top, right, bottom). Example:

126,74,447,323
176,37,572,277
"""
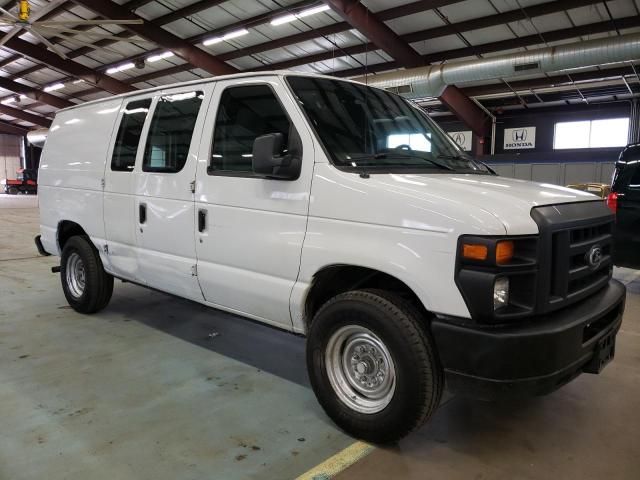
139,203,147,224
198,209,207,233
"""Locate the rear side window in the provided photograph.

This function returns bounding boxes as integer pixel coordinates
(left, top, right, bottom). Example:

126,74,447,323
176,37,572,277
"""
111,99,151,171
209,85,292,174
142,91,204,173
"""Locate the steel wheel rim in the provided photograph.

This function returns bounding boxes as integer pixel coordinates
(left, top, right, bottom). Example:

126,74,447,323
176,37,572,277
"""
325,325,396,414
65,252,86,299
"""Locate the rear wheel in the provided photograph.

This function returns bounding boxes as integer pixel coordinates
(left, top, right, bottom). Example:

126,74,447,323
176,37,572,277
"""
60,236,113,313
306,290,443,444
7,186,18,195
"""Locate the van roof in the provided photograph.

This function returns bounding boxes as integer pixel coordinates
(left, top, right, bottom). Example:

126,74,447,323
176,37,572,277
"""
57,70,365,113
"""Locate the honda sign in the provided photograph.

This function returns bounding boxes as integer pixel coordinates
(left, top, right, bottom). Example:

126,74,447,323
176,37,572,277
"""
504,127,536,150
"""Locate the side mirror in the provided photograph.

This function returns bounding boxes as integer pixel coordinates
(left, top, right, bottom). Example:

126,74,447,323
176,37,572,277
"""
252,132,301,180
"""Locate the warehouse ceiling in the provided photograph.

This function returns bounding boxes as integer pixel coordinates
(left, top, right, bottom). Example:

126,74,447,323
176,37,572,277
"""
1,0,640,135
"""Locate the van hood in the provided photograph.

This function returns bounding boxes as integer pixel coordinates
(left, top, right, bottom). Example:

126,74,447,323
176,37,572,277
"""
375,173,600,234
310,166,602,236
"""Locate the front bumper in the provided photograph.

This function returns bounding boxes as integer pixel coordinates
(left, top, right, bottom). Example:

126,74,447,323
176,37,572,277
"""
431,279,626,400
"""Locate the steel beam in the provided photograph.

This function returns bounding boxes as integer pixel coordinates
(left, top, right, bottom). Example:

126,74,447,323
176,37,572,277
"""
3,37,134,94
70,0,238,76
323,0,423,68
439,85,490,143
8,0,236,76
0,121,29,136
0,77,74,109
0,104,52,128
90,0,464,88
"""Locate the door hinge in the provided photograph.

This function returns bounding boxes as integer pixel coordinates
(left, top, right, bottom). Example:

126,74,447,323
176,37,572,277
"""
189,180,196,193
191,264,198,276
100,178,106,189
103,244,109,255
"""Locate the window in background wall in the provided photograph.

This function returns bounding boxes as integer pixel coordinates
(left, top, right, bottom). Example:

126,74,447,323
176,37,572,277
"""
554,118,629,150
387,133,432,152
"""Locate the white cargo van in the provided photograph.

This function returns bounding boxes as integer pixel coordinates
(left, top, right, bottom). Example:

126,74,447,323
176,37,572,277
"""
36,72,626,443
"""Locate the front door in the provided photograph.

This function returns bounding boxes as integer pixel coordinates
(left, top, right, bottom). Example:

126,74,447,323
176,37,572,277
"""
194,76,314,329
133,87,211,301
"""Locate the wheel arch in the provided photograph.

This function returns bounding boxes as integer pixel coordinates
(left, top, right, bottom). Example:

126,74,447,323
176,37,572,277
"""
303,264,432,330
57,220,89,252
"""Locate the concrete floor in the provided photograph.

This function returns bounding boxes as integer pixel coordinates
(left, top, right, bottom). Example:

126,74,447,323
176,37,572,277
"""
1,193,640,480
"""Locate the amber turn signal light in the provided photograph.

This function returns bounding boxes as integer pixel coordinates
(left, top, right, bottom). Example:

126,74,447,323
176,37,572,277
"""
462,244,488,261
496,240,515,264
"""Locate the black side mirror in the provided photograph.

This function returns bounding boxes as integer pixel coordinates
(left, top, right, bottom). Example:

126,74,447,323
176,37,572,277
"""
252,131,302,180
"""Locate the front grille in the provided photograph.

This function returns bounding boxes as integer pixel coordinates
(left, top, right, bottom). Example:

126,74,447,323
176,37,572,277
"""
532,202,614,314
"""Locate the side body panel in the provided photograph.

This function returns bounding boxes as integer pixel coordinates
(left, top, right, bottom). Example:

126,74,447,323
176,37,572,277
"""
194,76,314,330
38,99,122,256
290,162,510,333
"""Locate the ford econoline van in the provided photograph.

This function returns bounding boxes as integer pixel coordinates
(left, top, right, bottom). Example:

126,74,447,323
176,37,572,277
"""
35,72,626,443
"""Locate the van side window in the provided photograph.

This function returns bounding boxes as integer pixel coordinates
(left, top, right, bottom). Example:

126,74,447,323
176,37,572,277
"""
210,85,292,174
111,99,152,171
142,91,204,173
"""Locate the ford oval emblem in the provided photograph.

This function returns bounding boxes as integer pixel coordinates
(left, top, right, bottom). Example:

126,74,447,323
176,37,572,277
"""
586,245,603,269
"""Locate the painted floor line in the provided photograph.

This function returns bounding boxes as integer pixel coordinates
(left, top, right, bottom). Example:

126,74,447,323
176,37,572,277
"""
295,441,375,480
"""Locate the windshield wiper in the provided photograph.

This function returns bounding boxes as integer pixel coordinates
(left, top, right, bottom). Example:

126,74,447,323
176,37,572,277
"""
436,154,493,174
348,152,455,171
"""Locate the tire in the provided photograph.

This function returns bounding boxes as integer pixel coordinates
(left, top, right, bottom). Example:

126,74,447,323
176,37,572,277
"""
8,186,18,195
60,235,114,313
306,290,443,444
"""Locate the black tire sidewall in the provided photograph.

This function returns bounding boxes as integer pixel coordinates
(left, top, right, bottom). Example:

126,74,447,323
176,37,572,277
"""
60,236,110,313
306,292,440,443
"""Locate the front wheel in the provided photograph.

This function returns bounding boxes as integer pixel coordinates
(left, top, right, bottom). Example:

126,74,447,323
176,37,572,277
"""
306,290,443,444
60,236,113,313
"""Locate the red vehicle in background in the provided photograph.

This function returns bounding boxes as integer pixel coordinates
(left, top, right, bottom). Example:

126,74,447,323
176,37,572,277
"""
1,168,38,195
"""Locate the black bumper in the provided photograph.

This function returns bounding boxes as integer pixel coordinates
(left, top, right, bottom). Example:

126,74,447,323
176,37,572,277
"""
432,279,626,400
34,235,51,256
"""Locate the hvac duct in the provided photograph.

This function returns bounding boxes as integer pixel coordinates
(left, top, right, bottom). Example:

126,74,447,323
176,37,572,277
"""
353,33,640,98
26,129,47,148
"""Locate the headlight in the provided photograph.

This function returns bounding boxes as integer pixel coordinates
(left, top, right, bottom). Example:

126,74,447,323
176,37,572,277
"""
493,277,509,310
456,235,538,323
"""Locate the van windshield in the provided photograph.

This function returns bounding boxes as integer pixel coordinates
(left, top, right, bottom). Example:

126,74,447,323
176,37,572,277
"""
286,76,489,174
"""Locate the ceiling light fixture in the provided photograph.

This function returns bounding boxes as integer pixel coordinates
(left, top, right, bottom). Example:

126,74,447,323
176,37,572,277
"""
1,97,16,104
202,28,249,46
44,83,64,92
106,62,135,74
271,4,330,26
148,51,175,63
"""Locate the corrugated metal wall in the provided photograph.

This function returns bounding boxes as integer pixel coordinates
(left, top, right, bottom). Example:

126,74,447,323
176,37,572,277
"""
0,134,22,181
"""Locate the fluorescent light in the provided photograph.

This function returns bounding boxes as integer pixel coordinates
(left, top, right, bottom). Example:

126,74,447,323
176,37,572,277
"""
222,28,249,41
1,97,15,104
72,79,85,84
44,83,64,92
106,62,135,74
271,4,330,25
148,51,175,63
271,14,296,26
298,4,331,18
202,28,249,46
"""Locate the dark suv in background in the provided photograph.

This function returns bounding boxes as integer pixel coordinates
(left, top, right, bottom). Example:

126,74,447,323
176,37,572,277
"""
608,145,640,269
